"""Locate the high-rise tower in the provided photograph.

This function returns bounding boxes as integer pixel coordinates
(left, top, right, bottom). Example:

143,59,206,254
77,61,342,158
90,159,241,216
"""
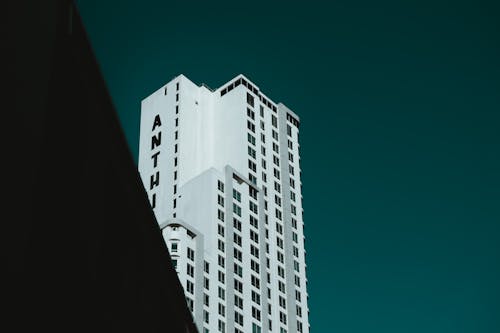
139,74,308,333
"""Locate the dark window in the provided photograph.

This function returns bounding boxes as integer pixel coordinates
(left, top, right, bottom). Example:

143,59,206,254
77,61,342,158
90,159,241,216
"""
247,92,254,107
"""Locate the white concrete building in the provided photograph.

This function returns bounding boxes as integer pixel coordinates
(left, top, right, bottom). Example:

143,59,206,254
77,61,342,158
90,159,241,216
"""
138,74,308,333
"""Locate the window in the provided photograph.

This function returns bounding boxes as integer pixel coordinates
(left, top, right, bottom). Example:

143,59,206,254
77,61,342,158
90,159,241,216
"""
218,254,225,268
278,266,285,278
250,215,258,228
275,195,282,207
279,295,286,308
249,173,257,184
290,191,296,202
233,218,241,231
234,233,242,246
250,244,259,258
218,180,224,192
251,275,260,289
219,319,226,333
234,295,243,309
252,306,261,320
276,223,283,235
187,247,194,261
171,242,178,253
275,208,282,220
274,181,281,193
218,209,224,222
251,259,260,273
218,270,225,283
218,239,225,252
288,139,293,149
249,187,258,200
218,286,225,300
287,124,292,136
234,263,243,277
248,146,256,159
218,195,224,207
186,280,194,294
279,312,287,324
252,324,262,333
234,248,242,262
274,168,280,180
272,115,278,128
235,311,244,326
288,152,294,162
247,120,255,133
295,305,302,317
277,236,283,249
233,203,242,217
273,142,279,154
218,303,225,317
273,155,280,166
262,159,267,169
248,159,257,172
295,275,301,287
247,92,254,107
204,261,210,273
175,118,179,127
176,93,179,102
204,310,209,323
248,133,256,145
204,277,209,289
218,224,225,236
234,279,243,293
247,108,255,120
261,146,266,156
233,189,241,202
272,130,279,140
250,230,259,243
252,290,261,305
249,201,258,214
204,293,209,306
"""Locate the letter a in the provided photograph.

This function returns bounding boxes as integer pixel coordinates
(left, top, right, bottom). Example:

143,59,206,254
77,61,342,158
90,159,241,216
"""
152,114,162,131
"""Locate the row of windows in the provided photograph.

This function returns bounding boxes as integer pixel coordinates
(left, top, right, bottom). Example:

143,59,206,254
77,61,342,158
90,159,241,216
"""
219,77,277,111
171,82,180,217
286,112,300,128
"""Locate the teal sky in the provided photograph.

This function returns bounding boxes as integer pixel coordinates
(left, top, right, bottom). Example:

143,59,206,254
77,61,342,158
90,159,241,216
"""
76,0,500,331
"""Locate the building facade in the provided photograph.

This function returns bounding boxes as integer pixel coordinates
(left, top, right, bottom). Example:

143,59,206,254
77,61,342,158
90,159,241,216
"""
139,74,308,333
